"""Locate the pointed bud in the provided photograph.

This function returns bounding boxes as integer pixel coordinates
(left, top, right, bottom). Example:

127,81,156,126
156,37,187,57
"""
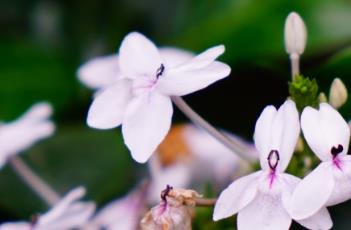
284,12,307,57
318,92,328,103
329,78,348,109
295,136,304,152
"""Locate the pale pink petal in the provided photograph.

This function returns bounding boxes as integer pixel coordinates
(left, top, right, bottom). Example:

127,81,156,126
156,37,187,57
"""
122,92,173,163
253,105,276,170
271,100,300,172
291,163,335,220
119,32,161,78
159,47,194,68
157,61,230,96
20,102,53,120
87,80,132,129
213,171,260,221
237,193,291,230
0,222,31,230
77,54,120,89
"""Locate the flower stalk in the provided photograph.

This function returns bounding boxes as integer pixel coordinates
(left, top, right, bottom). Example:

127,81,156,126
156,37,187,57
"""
9,156,60,206
171,96,254,162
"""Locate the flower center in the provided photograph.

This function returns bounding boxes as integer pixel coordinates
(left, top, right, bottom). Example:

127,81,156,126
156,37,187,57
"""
331,144,343,158
267,150,280,171
161,184,173,202
156,64,165,80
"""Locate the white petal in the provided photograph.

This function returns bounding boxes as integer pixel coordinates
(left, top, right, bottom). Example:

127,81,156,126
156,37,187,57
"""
173,45,225,71
77,54,120,89
20,102,53,120
326,155,351,206
296,208,333,230
290,163,335,220
119,32,161,78
159,47,194,68
87,80,132,129
0,222,30,230
253,105,276,170
147,154,192,204
237,193,292,230
280,174,333,230
157,61,230,96
301,103,350,161
271,100,300,172
213,171,260,221
122,92,173,163
39,187,86,225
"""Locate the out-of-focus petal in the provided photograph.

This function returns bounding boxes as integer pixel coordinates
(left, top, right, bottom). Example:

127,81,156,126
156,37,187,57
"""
119,32,161,78
291,163,335,220
237,193,291,230
159,47,194,68
77,54,120,89
0,222,31,230
87,80,132,129
122,92,173,163
20,102,53,120
213,171,260,221
157,61,230,96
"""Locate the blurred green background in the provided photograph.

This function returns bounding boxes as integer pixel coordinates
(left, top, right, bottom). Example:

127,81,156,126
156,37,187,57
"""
1,0,351,228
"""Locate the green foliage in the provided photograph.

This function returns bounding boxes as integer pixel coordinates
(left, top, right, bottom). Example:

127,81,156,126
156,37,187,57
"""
288,75,319,112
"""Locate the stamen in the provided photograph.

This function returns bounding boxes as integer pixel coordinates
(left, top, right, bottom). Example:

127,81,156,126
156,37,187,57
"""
267,150,280,171
161,184,173,201
331,144,343,157
156,64,165,79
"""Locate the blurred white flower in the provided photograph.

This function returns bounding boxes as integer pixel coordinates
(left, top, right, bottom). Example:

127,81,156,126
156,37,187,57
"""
83,31,231,163
213,100,332,230
284,12,307,57
147,124,257,204
0,102,55,168
85,183,148,230
291,103,351,220
0,187,95,230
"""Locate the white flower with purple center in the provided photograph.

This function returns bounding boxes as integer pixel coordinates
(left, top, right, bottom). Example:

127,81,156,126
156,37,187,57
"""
85,32,231,163
213,100,332,230
291,103,351,220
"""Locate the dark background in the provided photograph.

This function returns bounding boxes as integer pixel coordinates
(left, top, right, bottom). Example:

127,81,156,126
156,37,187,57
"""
1,0,351,228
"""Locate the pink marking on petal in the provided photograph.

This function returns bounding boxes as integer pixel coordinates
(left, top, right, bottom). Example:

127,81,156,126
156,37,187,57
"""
268,170,276,189
333,157,343,171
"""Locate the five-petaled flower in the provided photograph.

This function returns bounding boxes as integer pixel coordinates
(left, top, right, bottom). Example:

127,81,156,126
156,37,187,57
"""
291,103,351,220
0,102,55,169
0,187,95,230
85,32,231,163
213,100,332,230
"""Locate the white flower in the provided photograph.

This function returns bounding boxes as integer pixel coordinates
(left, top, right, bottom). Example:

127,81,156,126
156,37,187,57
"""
213,100,332,230
84,32,231,163
85,184,147,230
0,187,95,230
0,102,55,168
146,124,257,204
291,103,351,220
284,12,307,57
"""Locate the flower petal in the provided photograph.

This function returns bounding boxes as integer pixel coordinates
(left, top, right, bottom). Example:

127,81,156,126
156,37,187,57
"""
77,54,120,89
159,47,194,68
119,32,161,78
280,173,333,230
253,105,276,170
271,100,300,172
213,171,260,221
237,193,292,230
0,222,31,230
20,102,53,120
290,163,335,220
87,80,132,129
296,208,333,230
122,92,173,163
157,61,230,96
173,45,225,71
301,103,350,161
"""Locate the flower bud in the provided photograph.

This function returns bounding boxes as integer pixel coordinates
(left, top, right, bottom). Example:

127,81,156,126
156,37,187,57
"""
329,78,348,109
318,92,328,103
284,12,307,57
